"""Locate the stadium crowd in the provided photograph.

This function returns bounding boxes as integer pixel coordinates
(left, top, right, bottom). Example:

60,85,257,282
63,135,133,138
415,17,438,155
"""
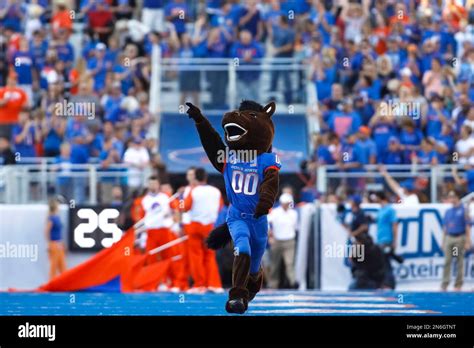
0,0,473,204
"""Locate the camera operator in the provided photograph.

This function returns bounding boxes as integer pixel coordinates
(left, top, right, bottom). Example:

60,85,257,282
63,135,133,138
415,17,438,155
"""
344,195,385,290
345,195,369,240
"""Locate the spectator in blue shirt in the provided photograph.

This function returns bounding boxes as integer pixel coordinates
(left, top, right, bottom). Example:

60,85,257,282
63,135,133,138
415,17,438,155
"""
165,0,190,37
399,119,424,164
423,95,451,137
209,0,235,29
11,38,33,88
12,38,34,96
312,49,338,102
353,93,375,126
263,0,284,29
0,0,24,32
433,123,455,163
385,36,404,72
382,137,403,165
441,190,471,291
30,30,48,72
54,29,75,69
354,126,377,165
105,36,120,66
375,191,398,289
65,118,92,164
43,114,66,157
113,53,134,95
327,99,362,138
102,82,124,123
87,42,110,93
413,137,438,166
314,132,336,165
12,111,39,158
230,29,264,101
309,2,335,45
420,38,442,74
268,15,295,104
235,0,263,40
338,133,361,173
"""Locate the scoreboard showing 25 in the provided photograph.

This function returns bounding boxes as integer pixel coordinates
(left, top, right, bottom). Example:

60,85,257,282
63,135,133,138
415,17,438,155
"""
69,206,123,251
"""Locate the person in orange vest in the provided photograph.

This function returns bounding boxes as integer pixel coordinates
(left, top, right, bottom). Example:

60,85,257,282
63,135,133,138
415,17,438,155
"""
142,176,187,291
179,168,223,294
166,167,198,291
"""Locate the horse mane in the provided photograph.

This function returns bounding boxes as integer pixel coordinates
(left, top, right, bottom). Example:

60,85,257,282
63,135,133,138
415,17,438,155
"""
239,100,264,112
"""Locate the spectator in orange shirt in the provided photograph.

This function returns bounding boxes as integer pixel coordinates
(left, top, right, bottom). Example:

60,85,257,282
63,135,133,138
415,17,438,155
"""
443,0,468,31
51,1,73,37
0,71,28,138
389,3,410,26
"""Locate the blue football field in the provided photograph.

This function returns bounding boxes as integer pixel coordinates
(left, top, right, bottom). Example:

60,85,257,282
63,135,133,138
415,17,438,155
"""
2,290,474,316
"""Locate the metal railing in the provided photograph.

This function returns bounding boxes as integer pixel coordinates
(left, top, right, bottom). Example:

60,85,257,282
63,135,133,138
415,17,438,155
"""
316,164,470,202
0,161,470,204
0,161,152,204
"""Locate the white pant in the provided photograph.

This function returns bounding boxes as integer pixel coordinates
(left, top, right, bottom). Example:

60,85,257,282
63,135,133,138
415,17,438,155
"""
141,8,164,32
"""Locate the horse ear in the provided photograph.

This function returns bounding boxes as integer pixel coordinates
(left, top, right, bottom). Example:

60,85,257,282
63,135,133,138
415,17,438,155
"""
263,101,276,117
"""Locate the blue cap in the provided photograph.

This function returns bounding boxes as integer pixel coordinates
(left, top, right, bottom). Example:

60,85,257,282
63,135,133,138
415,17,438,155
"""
349,194,362,205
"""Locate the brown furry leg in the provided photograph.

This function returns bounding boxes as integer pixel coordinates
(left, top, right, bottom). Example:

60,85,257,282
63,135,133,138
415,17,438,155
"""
247,267,264,302
226,254,251,314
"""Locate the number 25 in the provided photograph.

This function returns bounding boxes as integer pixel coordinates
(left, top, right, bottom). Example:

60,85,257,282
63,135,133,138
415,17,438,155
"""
74,209,122,248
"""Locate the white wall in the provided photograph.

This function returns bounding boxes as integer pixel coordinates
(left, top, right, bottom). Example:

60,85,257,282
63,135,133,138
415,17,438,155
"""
0,205,91,290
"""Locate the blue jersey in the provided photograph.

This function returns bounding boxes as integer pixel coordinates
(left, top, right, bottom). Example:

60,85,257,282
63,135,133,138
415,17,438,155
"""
223,152,281,214
49,215,63,241
444,204,467,236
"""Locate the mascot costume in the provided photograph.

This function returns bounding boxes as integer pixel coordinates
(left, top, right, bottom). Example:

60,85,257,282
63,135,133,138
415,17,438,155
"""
185,100,280,314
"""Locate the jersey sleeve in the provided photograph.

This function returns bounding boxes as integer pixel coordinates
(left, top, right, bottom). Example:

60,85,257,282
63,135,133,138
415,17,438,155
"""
389,208,397,224
260,152,282,173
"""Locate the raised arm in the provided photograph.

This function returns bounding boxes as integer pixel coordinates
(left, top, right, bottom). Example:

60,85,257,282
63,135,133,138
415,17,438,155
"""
255,168,279,218
451,166,467,186
378,165,403,196
186,102,226,173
